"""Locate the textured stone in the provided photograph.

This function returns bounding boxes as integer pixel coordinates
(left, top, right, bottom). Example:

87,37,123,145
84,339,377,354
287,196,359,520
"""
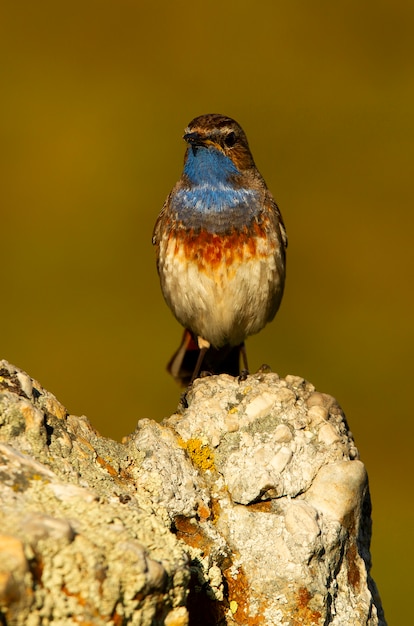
0,360,386,625
164,373,386,625
0,360,189,626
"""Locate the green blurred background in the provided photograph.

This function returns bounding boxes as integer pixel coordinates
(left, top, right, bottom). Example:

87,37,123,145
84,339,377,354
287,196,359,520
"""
1,0,413,621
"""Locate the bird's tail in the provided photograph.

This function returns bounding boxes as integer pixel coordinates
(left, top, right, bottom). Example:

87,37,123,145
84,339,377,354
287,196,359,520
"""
167,329,243,386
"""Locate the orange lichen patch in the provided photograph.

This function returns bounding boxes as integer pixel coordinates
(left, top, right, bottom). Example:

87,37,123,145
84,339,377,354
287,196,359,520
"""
209,497,222,524
290,587,322,625
95,455,118,477
174,515,199,537
246,500,273,513
171,221,271,273
346,541,361,589
223,564,266,625
224,565,250,624
179,438,215,471
174,515,213,554
197,501,211,520
297,587,312,608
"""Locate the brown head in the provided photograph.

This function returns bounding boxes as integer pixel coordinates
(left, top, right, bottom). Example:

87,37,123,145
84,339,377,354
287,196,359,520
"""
183,114,256,171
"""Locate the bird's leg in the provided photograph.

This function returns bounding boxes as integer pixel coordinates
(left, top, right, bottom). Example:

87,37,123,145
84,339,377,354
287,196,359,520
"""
239,342,249,381
240,342,249,370
167,329,194,382
190,337,210,383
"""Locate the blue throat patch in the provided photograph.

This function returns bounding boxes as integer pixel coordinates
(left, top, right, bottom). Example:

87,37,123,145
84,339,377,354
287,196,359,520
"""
172,145,259,231
184,143,239,186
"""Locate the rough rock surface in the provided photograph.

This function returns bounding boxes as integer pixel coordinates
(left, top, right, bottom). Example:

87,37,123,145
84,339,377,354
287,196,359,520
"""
0,360,386,625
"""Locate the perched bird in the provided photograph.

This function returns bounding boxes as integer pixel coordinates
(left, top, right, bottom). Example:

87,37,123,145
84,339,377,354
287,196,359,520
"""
153,114,287,386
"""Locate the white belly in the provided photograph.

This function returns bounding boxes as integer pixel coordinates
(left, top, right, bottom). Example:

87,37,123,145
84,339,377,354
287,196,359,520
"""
158,229,285,348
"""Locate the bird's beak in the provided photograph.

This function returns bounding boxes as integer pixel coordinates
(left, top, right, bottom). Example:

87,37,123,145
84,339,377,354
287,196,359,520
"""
183,132,204,155
183,131,203,145
183,132,223,152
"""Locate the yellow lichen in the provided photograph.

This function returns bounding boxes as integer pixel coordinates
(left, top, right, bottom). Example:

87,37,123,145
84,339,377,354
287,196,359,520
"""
182,438,215,471
230,600,238,614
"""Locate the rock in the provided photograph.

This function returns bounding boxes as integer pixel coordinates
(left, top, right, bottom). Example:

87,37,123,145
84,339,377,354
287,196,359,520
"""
0,360,386,625
0,361,189,626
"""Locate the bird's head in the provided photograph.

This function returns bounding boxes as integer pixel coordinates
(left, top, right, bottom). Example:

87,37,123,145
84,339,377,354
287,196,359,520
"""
183,114,256,172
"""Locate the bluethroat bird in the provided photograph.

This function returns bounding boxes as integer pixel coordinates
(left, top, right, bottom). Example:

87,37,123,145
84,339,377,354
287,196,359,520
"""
153,114,287,386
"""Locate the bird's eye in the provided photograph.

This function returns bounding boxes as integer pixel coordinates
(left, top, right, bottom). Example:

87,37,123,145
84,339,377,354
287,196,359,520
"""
224,131,236,147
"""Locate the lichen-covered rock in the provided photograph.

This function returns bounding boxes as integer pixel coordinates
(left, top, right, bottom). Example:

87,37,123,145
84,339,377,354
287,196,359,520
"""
162,373,386,625
0,360,386,625
0,360,190,626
